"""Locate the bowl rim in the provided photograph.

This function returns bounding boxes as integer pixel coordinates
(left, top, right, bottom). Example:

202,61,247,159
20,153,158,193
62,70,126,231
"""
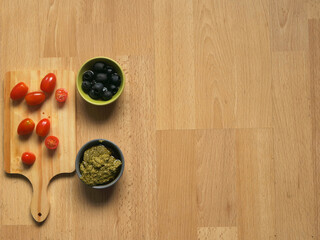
75,139,125,189
76,56,126,106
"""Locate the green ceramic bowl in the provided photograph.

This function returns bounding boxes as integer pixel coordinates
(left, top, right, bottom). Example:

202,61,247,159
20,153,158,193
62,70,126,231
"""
77,56,125,105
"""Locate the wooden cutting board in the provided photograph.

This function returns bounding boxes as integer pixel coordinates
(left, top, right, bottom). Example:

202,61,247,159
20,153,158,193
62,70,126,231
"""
3,70,76,222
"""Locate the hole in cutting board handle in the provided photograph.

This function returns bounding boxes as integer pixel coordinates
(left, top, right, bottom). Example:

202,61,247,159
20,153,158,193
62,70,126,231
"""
38,212,42,217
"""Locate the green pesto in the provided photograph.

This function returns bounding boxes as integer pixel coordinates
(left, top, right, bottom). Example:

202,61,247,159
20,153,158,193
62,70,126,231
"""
80,145,122,186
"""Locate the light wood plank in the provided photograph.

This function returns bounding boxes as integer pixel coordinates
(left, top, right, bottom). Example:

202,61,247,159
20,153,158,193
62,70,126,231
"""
232,0,272,128
308,0,320,19
77,0,114,24
197,227,237,240
272,52,316,239
157,130,197,239
193,0,236,128
193,0,272,128
38,0,77,57
236,129,275,239
155,0,195,130
0,226,40,240
308,19,320,239
196,129,236,227
75,23,114,66
0,0,40,69
113,0,154,55
271,0,308,51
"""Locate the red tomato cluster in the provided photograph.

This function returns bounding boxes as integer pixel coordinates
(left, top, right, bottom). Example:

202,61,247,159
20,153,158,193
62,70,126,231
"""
10,73,68,104
18,117,59,165
12,73,66,165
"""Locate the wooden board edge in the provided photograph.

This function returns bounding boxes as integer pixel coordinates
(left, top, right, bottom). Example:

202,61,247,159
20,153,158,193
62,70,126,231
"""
3,70,76,175
49,169,76,183
4,72,11,173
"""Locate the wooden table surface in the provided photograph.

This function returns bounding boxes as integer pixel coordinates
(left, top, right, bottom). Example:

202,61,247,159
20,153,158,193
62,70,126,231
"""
1,0,320,239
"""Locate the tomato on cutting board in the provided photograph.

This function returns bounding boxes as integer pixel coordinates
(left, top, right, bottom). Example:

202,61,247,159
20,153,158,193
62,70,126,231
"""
10,82,29,100
36,118,50,137
21,152,36,165
45,136,59,150
40,73,56,93
55,88,68,103
25,91,46,106
17,118,35,135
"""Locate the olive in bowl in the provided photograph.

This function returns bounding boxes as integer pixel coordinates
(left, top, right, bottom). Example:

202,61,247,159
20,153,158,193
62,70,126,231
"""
75,139,125,189
77,57,125,106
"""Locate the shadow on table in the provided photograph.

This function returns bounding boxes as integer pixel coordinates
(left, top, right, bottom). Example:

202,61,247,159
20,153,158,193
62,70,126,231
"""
80,100,117,123
4,171,31,184
49,171,76,183
80,184,116,206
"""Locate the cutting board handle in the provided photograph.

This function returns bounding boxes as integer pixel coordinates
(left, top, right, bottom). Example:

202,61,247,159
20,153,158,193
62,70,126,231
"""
30,179,50,222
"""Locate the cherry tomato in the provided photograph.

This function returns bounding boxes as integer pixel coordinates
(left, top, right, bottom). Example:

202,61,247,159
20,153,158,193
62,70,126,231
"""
55,88,68,103
17,118,35,135
40,73,56,93
45,136,59,150
36,118,50,137
21,152,36,165
10,82,29,100
25,91,46,106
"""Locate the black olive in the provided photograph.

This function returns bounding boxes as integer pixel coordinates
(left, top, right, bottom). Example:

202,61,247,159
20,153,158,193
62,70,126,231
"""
95,73,108,83
88,89,100,100
105,67,113,80
111,73,121,86
81,81,92,93
93,62,107,72
102,87,108,93
106,65,114,74
109,84,118,95
92,82,104,95
101,90,113,101
83,70,94,82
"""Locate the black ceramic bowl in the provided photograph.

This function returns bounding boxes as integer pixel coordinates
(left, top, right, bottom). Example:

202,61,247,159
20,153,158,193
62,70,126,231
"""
75,139,125,189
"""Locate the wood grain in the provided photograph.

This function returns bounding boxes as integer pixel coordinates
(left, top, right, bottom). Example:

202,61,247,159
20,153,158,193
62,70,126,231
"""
271,0,308,51
309,18,320,240
197,227,237,240
308,0,320,19
233,0,272,128
193,0,272,129
0,0,319,239
193,0,236,128
196,129,236,227
272,52,316,239
4,70,76,222
39,0,77,57
154,0,196,130
157,130,197,239
236,129,275,239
